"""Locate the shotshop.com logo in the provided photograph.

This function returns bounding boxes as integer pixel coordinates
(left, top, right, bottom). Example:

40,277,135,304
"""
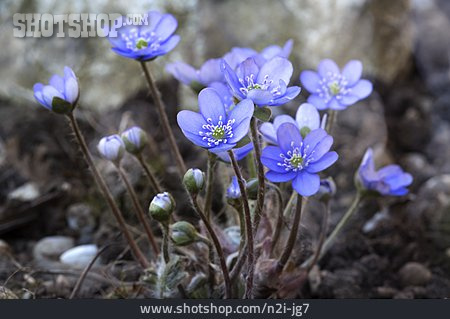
12,13,149,38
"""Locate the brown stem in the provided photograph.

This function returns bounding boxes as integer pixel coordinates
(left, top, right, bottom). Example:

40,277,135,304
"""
268,183,284,257
227,149,254,299
117,165,160,256
140,61,187,178
190,194,232,299
136,154,162,193
204,152,217,221
277,195,306,272
250,117,266,233
67,113,149,268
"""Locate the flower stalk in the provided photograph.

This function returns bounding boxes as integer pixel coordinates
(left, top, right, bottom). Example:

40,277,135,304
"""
116,164,160,256
227,149,254,299
140,61,187,178
204,152,217,221
136,154,162,194
250,117,266,232
66,113,149,268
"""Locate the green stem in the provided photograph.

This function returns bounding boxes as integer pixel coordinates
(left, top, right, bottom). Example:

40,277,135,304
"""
140,61,187,178
117,165,160,256
227,149,254,299
268,183,284,257
190,194,231,299
277,195,306,272
283,191,297,217
66,113,149,268
204,152,217,221
246,150,257,178
326,110,337,133
250,117,266,233
136,154,162,193
161,222,170,264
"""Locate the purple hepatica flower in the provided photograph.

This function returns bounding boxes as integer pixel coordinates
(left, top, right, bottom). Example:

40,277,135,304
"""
226,176,242,199
33,66,79,113
222,57,300,107
177,88,254,154
98,134,125,162
107,11,180,61
208,82,234,111
261,123,338,196
300,59,373,110
166,58,223,88
258,39,293,62
358,148,413,196
216,142,254,162
260,103,325,144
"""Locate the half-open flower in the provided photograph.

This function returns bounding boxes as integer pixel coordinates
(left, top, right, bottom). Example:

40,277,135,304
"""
97,134,125,162
33,66,79,114
357,148,413,196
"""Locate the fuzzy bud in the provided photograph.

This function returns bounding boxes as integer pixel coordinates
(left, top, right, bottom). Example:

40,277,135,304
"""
97,134,125,162
183,168,205,194
246,178,259,200
171,221,199,246
121,126,148,155
149,192,175,223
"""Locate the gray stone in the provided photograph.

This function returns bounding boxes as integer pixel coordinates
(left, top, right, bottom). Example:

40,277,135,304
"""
398,262,432,287
33,236,75,262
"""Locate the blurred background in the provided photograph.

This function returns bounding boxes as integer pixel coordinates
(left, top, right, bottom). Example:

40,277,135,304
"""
0,0,449,298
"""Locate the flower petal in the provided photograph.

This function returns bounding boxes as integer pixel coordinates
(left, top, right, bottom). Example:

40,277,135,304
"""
266,170,297,182
318,59,340,78
198,87,226,121
222,60,246,100
177,110,205,135
342,60,362,86
306,151,338,173
209,143,236,154
310,135,333,160
269,86,301,106
166,62,199,85
199,58,223,85
292,171,320,196
274,115,297,132
257,57,293,86
261,145,285,172
303,128,328,156
42,85,64,107
277,122,303,153
49,74,65,94
64,77,79,104
247,89,273,105
300,70,321,93
295,103,320,130
307,94,328,110
228,99,254,143
153,13,177,41
350,79,372,99
259,122,277,144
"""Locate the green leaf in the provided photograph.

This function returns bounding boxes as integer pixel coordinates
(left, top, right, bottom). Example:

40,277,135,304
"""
253,106,272,122
234,135,251,148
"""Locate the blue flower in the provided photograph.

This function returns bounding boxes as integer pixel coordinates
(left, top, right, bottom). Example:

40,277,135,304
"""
177,88,254,154
300,59,373,110
222,57,300,107
166,58,223,87
226,176,242,199
358,148,413,196
261,123,338,196
33,66,79,113
260,103,326,144
216,142,254,162
97,134,125,162
107,11,180,61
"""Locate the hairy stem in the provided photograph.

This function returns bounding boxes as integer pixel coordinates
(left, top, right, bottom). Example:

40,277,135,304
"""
117,165,160,256
190,194,231,299
66,113,149,268
136,154,162,193
140,61,186,178
204,152,217,221
250,117,266,233
326,110,337,133
161,222,170,264
283,191,297,217
268,183,284,257
306,200,330,272
277,195,306,272
227,149,254,299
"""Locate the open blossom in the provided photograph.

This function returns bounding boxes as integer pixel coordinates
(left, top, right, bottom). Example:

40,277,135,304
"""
177,88,254,154
97,135,125,162
300,59,372,110
216,142,253,162
107,11,180,61
260,103,326,144
33,66,79,113
261,123,338,196
358,148,413,196
222,57,300,107
166,40,294,88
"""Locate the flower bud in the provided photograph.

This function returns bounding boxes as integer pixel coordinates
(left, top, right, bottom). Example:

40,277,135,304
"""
317,177,337,202
246,178,258,200
97,135,125,162
121,126,148,155
149,192,175,223
170,221,199,246
226,176,241,200
183,168,205,194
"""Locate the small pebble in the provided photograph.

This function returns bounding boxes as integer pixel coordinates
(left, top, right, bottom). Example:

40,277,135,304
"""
398,262,432,287
33,236,74,261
